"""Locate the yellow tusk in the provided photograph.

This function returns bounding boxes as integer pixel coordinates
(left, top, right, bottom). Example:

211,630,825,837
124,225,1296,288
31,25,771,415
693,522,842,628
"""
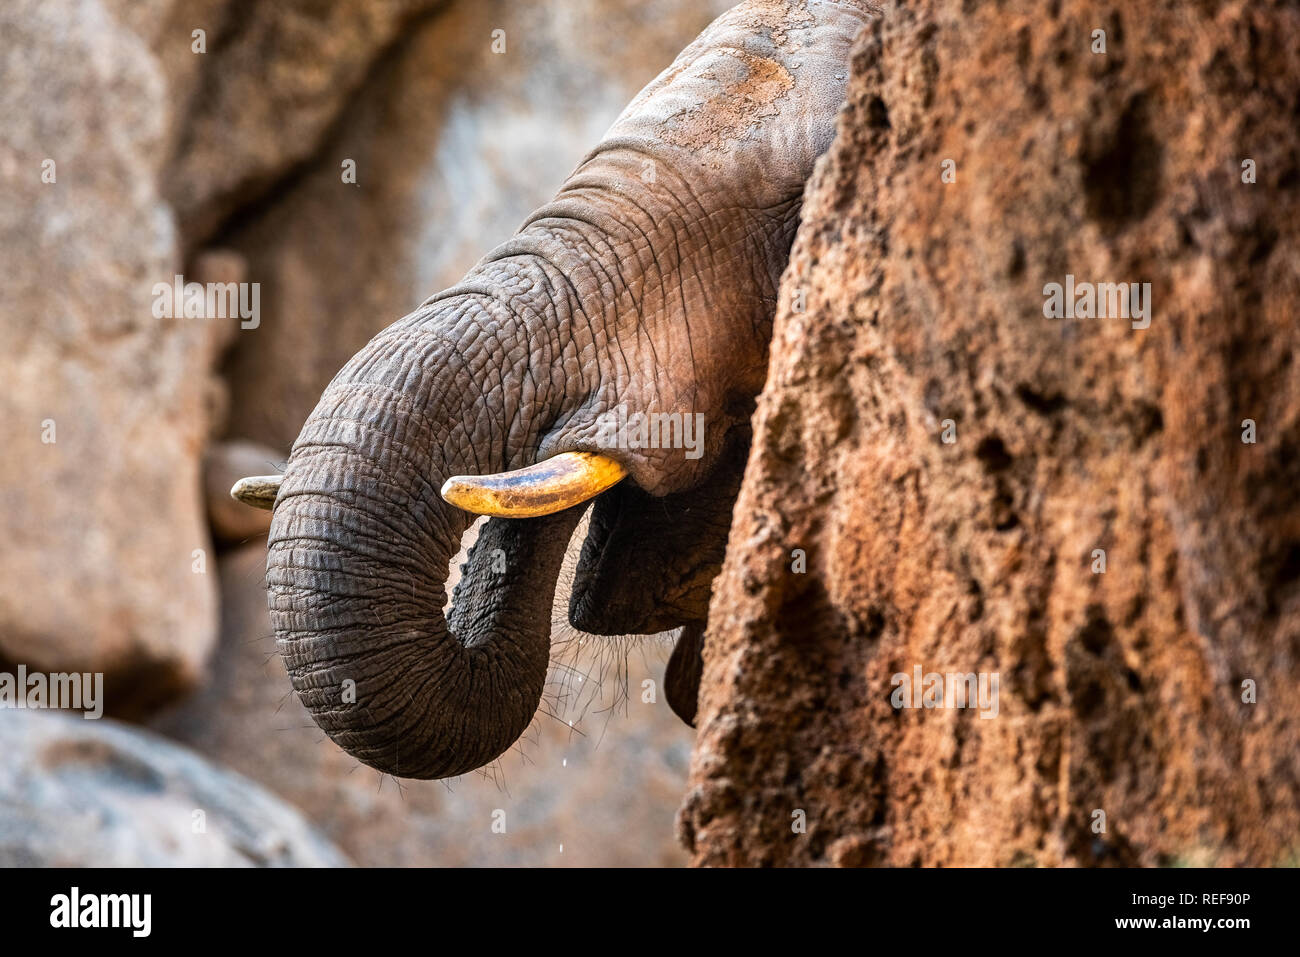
441,452,626,518
231,474,282,511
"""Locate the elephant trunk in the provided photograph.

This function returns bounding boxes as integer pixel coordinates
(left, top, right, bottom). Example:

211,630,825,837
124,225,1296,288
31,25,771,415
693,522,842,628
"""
266,293,582,779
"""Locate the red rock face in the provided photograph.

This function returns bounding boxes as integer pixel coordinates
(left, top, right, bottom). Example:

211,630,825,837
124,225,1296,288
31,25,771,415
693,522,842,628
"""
682,0,1300,866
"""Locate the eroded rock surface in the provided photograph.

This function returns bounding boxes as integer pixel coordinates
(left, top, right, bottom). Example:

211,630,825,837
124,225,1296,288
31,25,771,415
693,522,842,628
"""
683,0,1300,866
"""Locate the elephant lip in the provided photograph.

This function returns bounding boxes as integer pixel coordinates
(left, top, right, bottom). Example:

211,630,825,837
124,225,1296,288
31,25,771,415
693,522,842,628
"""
579,487,623,571
566,484,629,631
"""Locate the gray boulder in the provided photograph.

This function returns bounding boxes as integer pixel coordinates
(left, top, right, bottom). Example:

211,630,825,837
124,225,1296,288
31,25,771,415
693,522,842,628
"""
0,709,348,867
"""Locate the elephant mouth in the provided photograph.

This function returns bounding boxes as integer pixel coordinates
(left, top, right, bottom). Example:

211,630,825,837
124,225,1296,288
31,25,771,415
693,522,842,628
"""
564,476,718,726
451,473,656,639
438,449,675,635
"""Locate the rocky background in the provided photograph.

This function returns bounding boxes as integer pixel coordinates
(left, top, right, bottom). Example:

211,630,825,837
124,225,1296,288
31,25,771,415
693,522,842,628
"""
683,0,1300,866
7,0,1297,870
1,0,731,867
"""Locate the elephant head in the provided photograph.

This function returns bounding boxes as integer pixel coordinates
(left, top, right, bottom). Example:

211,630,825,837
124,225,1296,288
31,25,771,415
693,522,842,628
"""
241,0,874,779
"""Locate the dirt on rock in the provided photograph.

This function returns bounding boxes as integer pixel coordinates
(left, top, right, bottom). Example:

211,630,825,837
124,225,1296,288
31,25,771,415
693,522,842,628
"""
681,0,1300,866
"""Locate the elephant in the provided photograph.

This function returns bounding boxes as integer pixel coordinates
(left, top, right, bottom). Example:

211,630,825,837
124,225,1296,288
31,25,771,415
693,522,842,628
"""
235,0,876,779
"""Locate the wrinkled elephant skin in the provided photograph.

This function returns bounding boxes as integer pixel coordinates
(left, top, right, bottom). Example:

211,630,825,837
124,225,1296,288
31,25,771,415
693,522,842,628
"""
267,1,875,779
